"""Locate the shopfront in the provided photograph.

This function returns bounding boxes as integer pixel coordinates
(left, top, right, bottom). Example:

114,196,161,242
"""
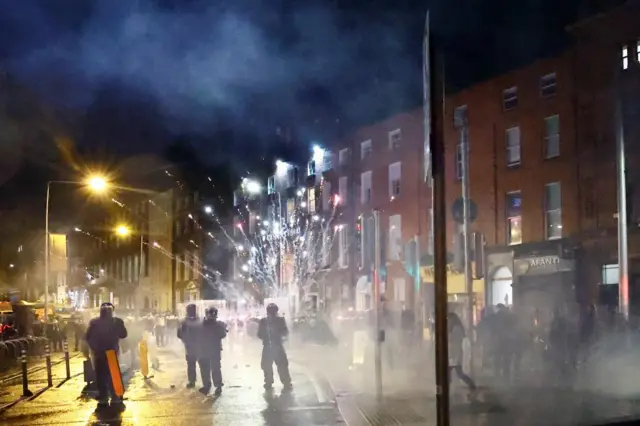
513,251,576,326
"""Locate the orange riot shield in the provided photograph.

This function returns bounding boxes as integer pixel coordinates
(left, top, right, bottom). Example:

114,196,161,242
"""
106,349,125,398
139,339,149,378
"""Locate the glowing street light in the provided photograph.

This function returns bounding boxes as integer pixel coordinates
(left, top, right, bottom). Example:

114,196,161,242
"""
204,205,213,214
115,224,131,237
86,175,109,192
44,172,112,321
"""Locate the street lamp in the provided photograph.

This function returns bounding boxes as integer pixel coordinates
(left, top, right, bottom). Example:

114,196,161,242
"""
44,174,110,322
87,175,108,192
115,224,131,237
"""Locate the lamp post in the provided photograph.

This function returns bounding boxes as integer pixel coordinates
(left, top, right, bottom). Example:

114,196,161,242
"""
44,175,109,322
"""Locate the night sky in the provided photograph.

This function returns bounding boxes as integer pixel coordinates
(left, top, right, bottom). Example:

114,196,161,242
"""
0,0,607,171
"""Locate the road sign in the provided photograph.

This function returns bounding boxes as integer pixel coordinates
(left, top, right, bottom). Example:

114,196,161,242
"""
452,197,477,224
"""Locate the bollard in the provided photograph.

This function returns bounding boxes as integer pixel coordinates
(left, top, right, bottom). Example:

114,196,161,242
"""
45,343,53,387
21,349,33,397
63,340,71,380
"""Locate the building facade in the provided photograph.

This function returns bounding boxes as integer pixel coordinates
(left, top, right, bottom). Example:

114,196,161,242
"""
570,1,640,315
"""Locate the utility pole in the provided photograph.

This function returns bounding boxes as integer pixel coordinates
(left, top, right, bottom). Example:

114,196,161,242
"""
614,65,629,320
372,209,383,403
460,117,475,374
424,11,450,426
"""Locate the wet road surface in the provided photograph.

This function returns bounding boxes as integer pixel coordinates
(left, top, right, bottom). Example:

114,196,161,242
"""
0,343,343,426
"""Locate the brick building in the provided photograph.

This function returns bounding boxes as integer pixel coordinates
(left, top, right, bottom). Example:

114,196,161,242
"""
321,111,429,315
570,1,640,314
235,2,640,320
444,51,580,324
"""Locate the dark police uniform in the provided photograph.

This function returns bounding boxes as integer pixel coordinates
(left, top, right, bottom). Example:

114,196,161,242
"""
85,303,128,405
257,304,292,390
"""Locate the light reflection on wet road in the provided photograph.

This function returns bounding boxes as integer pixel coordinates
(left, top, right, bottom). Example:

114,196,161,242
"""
0,346,343,426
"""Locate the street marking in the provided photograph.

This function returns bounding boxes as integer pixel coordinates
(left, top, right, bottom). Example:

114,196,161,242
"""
290,361,327,403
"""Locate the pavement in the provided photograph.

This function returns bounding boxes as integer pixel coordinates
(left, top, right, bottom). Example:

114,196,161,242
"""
294,343,640,426
0,339,343,426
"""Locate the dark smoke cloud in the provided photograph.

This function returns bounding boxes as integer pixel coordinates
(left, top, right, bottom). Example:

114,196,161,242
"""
3,0,422,134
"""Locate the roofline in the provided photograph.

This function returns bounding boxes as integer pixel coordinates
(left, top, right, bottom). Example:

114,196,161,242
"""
566,0,638,32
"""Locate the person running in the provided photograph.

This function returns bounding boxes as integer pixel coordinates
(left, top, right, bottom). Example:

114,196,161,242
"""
448,312,477,396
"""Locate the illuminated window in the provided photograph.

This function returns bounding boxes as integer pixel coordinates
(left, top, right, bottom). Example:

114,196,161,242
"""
506,191,522,245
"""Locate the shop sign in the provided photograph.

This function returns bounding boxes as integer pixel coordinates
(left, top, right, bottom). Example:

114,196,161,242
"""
528,256,560,268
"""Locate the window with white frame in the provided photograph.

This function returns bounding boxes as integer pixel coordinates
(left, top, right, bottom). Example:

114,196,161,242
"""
338,225,348,268
506,191,522,245
267,176,275,194
622,45,629,70
540,73,557,97
322,181,332,210
307,187,316,212
307,160,316,176
361,171,372,204
361,140,372,159
544,115,560,158
455,143,463,180
506,126,521,166
389,162,401,198
339,176,348,205
545,182,562,239
389,129,402,150
339,148,350,166
503,87,518,110
388,214,402,261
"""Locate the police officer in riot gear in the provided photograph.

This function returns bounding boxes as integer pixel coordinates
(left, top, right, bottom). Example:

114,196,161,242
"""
198,307,227,395
177,304,202,388
257,303,292,391
85,303,128,408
